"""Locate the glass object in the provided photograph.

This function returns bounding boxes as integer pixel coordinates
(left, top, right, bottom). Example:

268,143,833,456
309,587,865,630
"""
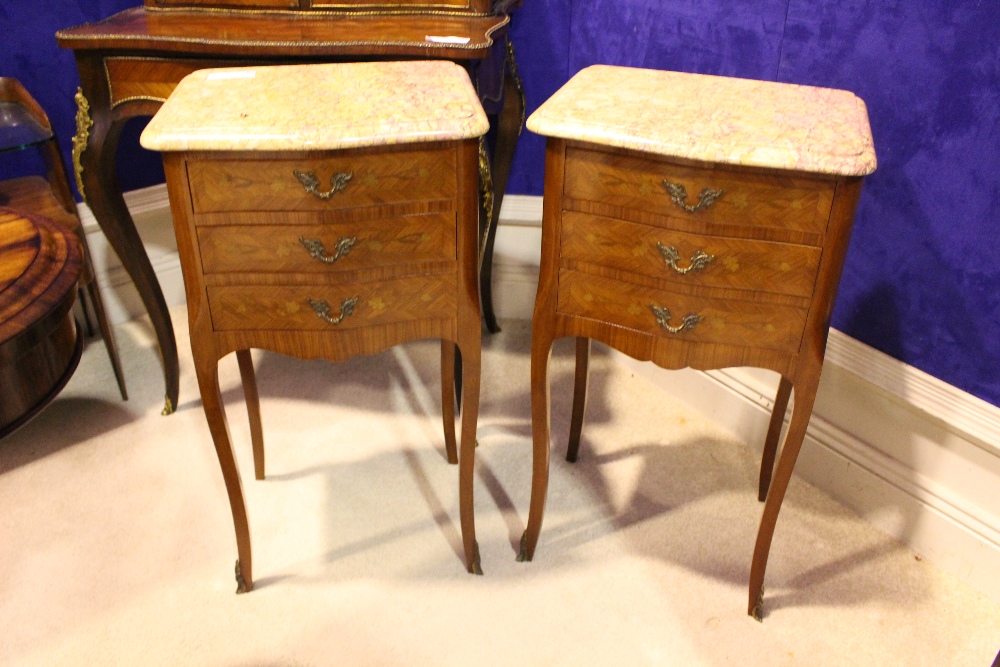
0,101,53,153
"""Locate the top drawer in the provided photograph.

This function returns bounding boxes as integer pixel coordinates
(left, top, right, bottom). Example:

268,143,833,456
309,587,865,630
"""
187,147,456,214
564,146,836,235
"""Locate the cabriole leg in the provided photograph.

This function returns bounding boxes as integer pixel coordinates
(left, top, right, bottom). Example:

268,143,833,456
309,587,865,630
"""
236,349,265,480
518,330,555,562
194,352,253,593
565,337,590,462
441,340,459,465
457,337,482,574
758,375,793,501
748,372,819,620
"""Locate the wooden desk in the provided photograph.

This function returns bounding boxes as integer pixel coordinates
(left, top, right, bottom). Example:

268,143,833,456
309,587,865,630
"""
141,61,486,592
519,66,877,620
56,4,523,415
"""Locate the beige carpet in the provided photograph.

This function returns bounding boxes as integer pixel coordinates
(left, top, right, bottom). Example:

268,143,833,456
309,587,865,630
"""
1,307,998,666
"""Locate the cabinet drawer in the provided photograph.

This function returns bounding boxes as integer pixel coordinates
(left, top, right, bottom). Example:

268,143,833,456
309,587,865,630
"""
188,147,456,213
557,270,808,352
564,146,836,234
208,274,456,332
561,211,821,298
197,213,455,274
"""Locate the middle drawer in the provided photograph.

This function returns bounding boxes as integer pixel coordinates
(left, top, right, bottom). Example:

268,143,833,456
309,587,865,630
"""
187,147,456,213
560,211,822,298
197,212,455,274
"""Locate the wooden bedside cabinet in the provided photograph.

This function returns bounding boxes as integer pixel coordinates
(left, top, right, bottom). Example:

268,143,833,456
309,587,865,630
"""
519,65,876,620
141,61,488,592
57,0,522,413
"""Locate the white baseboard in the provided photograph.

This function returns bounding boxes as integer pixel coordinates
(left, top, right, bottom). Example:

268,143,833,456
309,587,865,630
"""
620,361,1000,603
82,190,1000,603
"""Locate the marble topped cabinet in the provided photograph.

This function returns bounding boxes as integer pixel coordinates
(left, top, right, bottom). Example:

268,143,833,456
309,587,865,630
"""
519,65,876,620
141,61,488,591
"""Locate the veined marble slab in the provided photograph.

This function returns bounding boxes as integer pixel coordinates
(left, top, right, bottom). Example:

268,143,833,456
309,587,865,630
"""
141,60,489,152
526,65,876,177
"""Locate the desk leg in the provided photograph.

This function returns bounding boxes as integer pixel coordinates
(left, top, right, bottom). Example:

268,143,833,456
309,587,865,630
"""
479,38,526,334
194,349,253,594
748,367,820,621
72,68,178,415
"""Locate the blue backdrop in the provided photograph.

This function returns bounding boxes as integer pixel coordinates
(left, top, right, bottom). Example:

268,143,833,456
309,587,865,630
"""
2,1,998,408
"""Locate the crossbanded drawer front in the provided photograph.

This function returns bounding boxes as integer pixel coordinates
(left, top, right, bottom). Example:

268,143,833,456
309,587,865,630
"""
146,0,293,8
557,270,808,351
188,147,456,213
207,274,455,332
146,0,489,11
310,0,478,9
197,213,455,274
103,57,213,109
564,146,836,234
560,211,821,298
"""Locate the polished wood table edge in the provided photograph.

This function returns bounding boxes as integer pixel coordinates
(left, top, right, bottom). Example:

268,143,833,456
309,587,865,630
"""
143,5,499,18
0,211,84,346
0,318,83,441
0,207,84,439
55,7,511,58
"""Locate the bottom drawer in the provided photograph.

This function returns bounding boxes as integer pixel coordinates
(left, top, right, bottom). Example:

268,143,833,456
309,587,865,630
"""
557,270,808,351
208,274,456,332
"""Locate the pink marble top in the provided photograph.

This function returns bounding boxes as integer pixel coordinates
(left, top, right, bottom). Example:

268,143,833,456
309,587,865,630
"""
141,61,489,152
526,65,876,177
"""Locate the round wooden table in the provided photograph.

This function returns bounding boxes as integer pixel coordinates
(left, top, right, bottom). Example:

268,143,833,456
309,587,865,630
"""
0,207,83,438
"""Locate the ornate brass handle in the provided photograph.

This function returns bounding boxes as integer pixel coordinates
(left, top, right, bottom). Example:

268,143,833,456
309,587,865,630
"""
649,304,703,334
293,169,353,199
299,236,357,264
656,242,715,274
306,296,358,325
662,180,723,213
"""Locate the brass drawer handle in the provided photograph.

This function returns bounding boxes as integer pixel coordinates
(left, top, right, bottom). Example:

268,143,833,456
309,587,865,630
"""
299,236,357,264
306,296,358,325
656,242,715,274
293,169,353,199
650,304,703,334
662,180,723,213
